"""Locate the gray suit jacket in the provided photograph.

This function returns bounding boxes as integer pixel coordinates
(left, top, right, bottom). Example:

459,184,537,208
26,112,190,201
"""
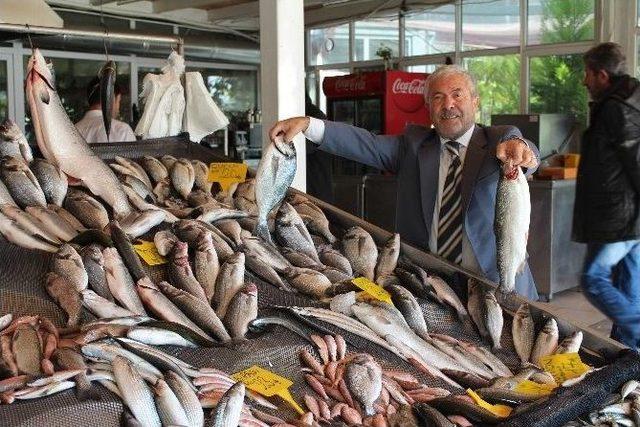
318,120,539,300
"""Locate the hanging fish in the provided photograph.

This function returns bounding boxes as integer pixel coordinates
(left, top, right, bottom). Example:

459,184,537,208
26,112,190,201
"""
99,60,116,141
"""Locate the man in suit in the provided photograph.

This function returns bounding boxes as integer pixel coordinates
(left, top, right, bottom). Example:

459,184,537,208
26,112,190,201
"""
270,65,540,300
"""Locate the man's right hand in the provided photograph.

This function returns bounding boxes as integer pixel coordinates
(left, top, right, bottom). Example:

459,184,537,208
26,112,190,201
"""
269,116,310,143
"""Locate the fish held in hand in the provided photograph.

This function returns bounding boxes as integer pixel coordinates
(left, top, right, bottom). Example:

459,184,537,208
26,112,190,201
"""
495,166,530,292
254,135,296,244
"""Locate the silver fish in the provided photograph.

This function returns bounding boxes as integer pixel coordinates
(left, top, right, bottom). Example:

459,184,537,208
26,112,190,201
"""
375,233,400,284
388,284,429,340
284,267,332,298
426,274,468,321
213,252,246,318
194,231,219,304
171,158,195,199
512,303,535,364
100,60,116,141
112,356,161,427
47,204,86,232
45,271,82,327
30,158,67,206
530,318,559,364
318,245,353,275
51,243,88,292
157,280,230,342
244,253,291,291
121,174,155,202
160,155,177,172
164,371,204,427
495,167,530,292
168,241,208,301
345,353,382,416
0,210,57,252
0,155,46,208
191,159,212,193
210,381,245,427
64,189,109,230
223,283,258,339
103,247,147,315
0,313,12,332
126,326,198,348
216,219,243,248
82,342,162,382
483,289,503,350
153,178,171,204
0,204,60,244
240,233,291,272
280,246,323,269
188,189,216,207
120,209,165,239
0,119,33,164
254,136,296,244
153,378,190,427
342,226,378,280
0,179,17,206
14,381,76,399
555,330,583,354
135,278,213,340
121,185,177,225
12,324,42,375
288,194,337,243
153,229,179,257
140,156,168,184
52,347,100,401
114,156,152,190
234,179,258,216
25,205,78,242
26,49,133,218
467,279,487,339
275,202,319,263
81,289,137,319
197,204,249,224
81,244,113,302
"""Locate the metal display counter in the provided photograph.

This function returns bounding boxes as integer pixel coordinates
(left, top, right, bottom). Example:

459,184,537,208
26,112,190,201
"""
528,179,586,301
0,135,631,427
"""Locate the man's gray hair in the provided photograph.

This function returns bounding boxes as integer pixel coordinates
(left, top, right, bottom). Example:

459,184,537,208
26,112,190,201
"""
583,42,627,77
425,64,478,100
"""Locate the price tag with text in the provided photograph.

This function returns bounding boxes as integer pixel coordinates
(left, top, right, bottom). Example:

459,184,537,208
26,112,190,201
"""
133,241,166,266
539,353,590,384
467,389,512,418
232,365,304,414
208,162,248,191
352,277,393,305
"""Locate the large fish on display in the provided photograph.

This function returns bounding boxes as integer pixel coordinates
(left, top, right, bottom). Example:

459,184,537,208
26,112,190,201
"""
495,166,530,292
26,49,132,219
99,60,116,141
254,135,296,244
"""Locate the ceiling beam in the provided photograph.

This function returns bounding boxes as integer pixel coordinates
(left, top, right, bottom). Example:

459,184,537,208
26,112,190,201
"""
89,0,119,5
207,2,259,21
152,0,230,13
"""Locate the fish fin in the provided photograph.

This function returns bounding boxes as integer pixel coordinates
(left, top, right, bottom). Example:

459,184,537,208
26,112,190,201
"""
254,220,273,245
39,90,50,105
516,257,527,274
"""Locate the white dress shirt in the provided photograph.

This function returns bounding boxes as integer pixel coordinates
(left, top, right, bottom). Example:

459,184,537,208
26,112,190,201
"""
75,109,137,143
304,117,482,272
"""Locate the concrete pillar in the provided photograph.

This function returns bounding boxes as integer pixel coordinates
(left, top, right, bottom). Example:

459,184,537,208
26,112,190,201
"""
259,0,306,191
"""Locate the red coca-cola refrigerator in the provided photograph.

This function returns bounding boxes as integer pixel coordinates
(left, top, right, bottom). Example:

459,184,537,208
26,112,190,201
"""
323,70,431,136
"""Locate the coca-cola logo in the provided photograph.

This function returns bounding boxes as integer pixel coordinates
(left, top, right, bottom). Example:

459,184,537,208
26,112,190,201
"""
392,78,426,95
333,77,366,92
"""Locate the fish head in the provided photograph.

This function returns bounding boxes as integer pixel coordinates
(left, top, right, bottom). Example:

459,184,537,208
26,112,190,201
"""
243,283,258,298
26,49,55,101
273,135,296,158
0,119,21,141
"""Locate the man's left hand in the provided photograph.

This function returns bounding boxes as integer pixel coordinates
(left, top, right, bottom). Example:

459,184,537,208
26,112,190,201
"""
496,138,538,170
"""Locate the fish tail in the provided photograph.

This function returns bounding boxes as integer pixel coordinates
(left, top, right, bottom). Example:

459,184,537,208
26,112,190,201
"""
254,220,272,245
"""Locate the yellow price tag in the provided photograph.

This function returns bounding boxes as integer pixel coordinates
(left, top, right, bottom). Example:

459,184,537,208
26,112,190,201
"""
539,353,590,384
232,365,304,414
133,241,166,266
514,379,556,397
208,162,248,191
352,277,393,305
467,389,512,418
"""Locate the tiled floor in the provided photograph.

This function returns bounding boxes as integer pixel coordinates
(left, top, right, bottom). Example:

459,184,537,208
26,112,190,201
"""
540,287,613,336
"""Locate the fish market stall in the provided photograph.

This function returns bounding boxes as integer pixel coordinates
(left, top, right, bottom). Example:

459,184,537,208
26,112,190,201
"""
0,48,639,427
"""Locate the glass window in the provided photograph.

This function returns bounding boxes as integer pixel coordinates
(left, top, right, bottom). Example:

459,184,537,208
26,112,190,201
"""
464,55,521,125
462,0,520,50
529,54,588,125
354,15,399,61
308,24,350,66
406,64,438,73
187,68,258,114
306,71,318,106
0,60,7,121
318,69,350,114
527,0,595,45
404,5,455,56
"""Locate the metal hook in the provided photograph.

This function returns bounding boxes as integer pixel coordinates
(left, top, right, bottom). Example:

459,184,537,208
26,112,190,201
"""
25,24,34,52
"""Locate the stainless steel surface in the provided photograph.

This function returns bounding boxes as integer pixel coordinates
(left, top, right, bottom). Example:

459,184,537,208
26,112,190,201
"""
528,179,586,301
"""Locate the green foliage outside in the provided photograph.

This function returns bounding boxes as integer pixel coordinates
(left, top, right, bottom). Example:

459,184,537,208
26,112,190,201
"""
466,0,594,126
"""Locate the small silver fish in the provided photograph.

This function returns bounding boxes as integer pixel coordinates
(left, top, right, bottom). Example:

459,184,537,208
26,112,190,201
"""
530,318,559,364
512,303,535,364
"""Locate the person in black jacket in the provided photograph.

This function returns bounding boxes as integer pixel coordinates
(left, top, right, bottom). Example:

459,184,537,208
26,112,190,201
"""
574,42,640,350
